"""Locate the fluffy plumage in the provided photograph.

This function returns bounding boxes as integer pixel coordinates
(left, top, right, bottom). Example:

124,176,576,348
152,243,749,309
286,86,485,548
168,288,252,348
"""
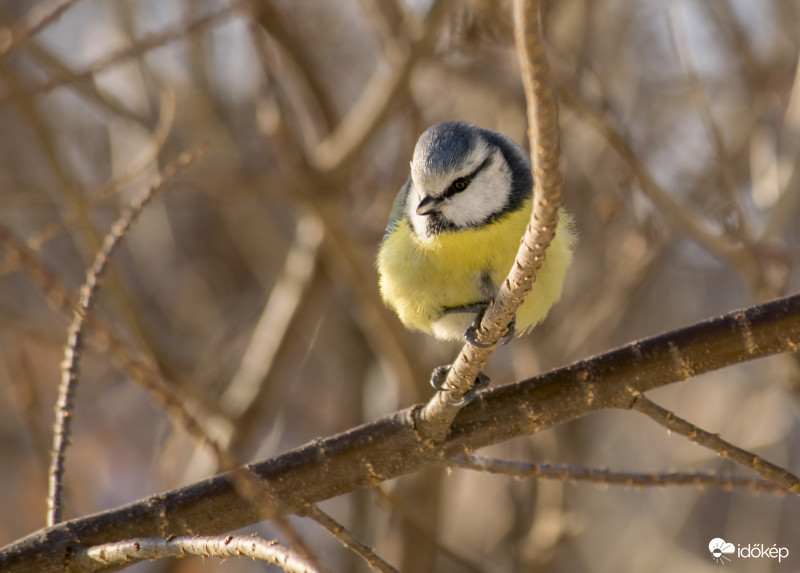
377,121,575,341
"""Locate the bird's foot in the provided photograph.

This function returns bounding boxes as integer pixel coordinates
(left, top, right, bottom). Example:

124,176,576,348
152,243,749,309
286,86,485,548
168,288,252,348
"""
430,365,491,406
464,310,516,348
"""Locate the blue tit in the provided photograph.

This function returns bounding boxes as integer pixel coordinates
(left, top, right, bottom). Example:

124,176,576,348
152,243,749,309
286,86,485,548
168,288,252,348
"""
376,121,575,344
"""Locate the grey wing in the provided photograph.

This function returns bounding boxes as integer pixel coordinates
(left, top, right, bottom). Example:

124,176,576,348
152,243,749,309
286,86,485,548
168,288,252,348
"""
382,175,412,242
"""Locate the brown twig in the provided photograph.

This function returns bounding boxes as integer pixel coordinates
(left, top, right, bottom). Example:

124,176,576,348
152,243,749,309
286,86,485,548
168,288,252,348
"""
308,0,453,173
220,213,323,420
554,75,754,276
25,90,176,252
448,455,791,495
629,393,800,494
305,505,398,573
41,144,322,565
47,147,206,526
0,0,84,62
0,6,233,106
414,0,564,442
74,535,320,573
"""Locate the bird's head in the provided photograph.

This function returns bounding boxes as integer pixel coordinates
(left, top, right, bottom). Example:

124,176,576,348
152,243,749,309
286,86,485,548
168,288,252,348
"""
406,121,533,239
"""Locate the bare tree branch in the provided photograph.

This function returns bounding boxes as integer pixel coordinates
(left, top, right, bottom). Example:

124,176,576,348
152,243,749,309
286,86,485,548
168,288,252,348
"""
0,0,85,62
415,0,565,442
448,455,792,494
630,393,800,493
48,147,206,526
0,6,233,106
5,292,798,572
73,535,320,573
306,505,398,573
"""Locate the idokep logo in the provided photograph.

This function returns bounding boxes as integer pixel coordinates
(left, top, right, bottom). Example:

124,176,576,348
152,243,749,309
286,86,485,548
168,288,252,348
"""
709,538,735,564
709,537,790,565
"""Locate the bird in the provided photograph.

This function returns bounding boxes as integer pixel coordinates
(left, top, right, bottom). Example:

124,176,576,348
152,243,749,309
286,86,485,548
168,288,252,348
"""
376,121,575,356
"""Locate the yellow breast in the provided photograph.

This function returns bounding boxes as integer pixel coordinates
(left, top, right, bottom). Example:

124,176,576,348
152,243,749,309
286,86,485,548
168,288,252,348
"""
377,200,575,340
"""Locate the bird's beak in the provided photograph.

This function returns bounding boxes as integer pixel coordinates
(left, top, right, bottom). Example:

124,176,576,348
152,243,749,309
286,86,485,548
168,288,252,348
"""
416,195,443,216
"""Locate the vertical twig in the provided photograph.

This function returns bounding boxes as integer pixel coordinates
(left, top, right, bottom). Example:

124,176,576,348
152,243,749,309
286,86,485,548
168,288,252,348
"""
220,213,324,420
414,0,564,442
47,149,205,526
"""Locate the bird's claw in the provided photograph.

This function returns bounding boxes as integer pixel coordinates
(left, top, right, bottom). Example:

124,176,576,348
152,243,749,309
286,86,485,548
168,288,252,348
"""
464,313,516,348
429,365,452,391
430,365,491,407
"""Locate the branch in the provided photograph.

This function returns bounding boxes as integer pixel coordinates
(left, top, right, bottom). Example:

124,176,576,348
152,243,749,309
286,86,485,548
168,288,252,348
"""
554,75,748,271
73,535,320,573
448,455,792,495
415,0,564,441
308,0,453,173
48,147,206,526
4,292,799,572
305,506,398,573
39,145,323,564
630,394,800,493
0,6,233,106
0,0,84,62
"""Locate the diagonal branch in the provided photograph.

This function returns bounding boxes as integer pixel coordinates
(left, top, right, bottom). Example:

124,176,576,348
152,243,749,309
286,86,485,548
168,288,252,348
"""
305,506,398,573
0,0,85,62
308,0,453,174
630,393,800,493
0,6,233,106
415,0,563,442
7,293,798,572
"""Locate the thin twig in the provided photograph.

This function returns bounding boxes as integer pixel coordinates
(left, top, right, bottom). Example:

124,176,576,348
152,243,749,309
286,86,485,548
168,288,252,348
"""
415,0,564,442
555,75,751,274
0,0,85,62
448,455,790,495
74,535,320,573
220,213,324,420
41,145,322,564
308,0,453,173
629,392,800,495
666,6,752,246
0,6,233,106
23,39,152,124
374,486,487,573
306,505,399,573
249,2,340,131
47,147,206,526
26,90,176,252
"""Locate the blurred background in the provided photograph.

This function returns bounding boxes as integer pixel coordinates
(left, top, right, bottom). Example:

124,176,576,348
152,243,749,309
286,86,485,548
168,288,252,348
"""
1,0,800,571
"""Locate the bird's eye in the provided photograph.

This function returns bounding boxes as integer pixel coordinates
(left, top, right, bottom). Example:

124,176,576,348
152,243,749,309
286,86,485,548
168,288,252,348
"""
451,178,469,193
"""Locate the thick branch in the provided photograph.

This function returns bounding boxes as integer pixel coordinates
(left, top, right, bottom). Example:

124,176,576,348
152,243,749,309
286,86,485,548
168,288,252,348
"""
2,293,799,572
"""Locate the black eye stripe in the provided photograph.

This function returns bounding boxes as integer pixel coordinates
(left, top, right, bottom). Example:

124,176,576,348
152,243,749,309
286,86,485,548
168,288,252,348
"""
442,154,494,199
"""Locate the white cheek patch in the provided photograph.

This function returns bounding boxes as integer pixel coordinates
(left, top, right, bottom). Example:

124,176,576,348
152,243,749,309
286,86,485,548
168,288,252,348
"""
440,154,511,227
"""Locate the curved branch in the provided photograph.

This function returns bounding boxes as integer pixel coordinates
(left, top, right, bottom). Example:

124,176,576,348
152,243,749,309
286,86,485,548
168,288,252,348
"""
74,535,319,573
415,0,564,441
